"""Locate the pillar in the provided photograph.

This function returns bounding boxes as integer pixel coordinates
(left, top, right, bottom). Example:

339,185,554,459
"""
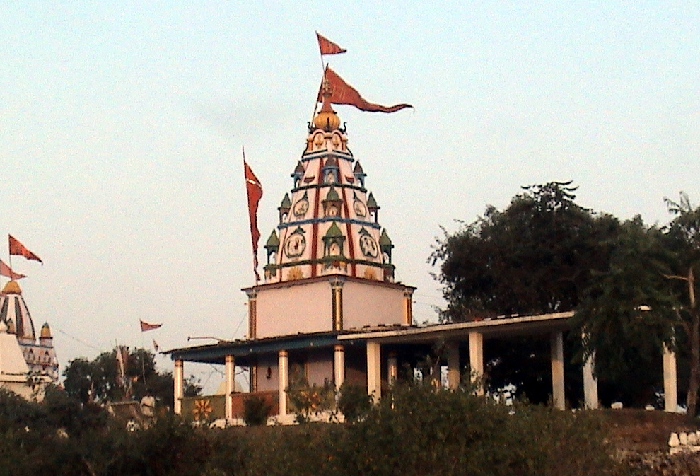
367,341,381,401
403,290,414,325
468,332,484,395
447,341,460,390
246,290,258,339
250,364,257,393
663,343,678,412
334,345,345,390
551,332,565,410
174,359,184,415
225,355,235,420
278,350,288,415
387,352,398,386
331,278,344,331
582,349,598,410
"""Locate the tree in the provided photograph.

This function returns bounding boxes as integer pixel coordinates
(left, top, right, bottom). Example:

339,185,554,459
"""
575,217,675,406
430,182,619,402
664,192,700,416
63,347,201,408
431,181,615,321
575,192,700,414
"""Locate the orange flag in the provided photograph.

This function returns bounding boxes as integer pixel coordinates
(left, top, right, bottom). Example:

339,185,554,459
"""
316,32,346,55
8,235,42,263
319,67,413,113
0,260,25,280
140,320,162,332
244,152,263,282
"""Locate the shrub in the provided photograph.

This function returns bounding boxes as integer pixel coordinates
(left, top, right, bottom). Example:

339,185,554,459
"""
337,384,372,423
286,377,336,423
243,395,272,426
336,382,619,476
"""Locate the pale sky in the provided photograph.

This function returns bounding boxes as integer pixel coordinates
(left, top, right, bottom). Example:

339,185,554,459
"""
1,2,699,390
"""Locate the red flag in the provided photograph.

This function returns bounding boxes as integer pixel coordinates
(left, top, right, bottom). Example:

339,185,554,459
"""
0,260,25,280
8,235,42,263
319,67,413,113
316,32,346,55
140,320,162,332
244,153,263,282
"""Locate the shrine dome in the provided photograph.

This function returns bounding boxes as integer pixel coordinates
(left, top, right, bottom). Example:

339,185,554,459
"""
0,281,36,344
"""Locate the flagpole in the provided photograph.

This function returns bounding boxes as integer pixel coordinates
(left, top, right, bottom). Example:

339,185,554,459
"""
7,235,11,274
310,66,326,127
310,31,326,126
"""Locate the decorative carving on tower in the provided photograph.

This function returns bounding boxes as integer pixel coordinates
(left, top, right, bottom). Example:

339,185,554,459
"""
261,76,397,285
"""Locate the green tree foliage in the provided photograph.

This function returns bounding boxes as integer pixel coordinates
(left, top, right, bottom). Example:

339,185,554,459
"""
431,181,615,321
63,347,201,408
663,192,700,416
576,192,700,414
575,218,675,406
430,182,617,402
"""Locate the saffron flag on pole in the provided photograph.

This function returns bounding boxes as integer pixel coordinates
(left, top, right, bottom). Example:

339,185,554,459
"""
8,235,43,263
140,320,162,332
115,345,129,388
0,260,25,280
319,67,413,113
316,32,346,55
244,152,263,282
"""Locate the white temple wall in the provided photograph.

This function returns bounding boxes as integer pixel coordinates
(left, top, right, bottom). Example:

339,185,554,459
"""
255,355,279,392
343,282,405,329
306,349,333,386
255,281,332,338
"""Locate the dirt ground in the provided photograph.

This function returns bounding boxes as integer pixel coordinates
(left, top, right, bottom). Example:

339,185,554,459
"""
601,409,700,475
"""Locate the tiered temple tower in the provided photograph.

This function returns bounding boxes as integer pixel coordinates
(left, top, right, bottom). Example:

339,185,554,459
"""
244,81,414,342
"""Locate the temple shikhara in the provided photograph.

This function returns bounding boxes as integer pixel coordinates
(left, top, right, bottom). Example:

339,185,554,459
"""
0,237,58,400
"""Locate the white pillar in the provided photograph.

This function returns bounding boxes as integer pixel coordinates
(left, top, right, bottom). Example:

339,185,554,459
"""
367,341,381,401
278,350,288,415
663,343,678,412
551,332,565,410
468,332,484,395
334,345,345,390
174,359,184,415
583,351,598,410
387,352,398,386
225,355,235,420
447,341,460,390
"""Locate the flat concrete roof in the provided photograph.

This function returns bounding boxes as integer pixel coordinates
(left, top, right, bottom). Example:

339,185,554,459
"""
338,311,575,344
166,311,575,364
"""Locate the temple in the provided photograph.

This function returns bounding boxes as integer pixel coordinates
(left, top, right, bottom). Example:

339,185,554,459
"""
167,79,679,423
0,280,59,399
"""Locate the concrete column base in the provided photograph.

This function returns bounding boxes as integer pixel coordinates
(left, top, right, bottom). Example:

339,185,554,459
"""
551,332,565,410
279,350,288,415
367,342,381,401
663,344,678,412
468,332,484,395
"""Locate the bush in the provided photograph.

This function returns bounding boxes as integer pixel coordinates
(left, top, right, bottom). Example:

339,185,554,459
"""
336,382,618,476
286,377,335,423
0,384,623,476
337,384,372,423
243,395,272,426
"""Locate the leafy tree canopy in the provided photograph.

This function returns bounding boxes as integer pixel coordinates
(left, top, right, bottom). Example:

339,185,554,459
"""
63,347,201,409
431,181,616,321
